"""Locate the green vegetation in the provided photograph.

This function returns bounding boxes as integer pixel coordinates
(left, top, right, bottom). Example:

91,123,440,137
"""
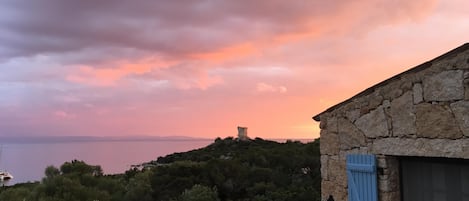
0,137,320,201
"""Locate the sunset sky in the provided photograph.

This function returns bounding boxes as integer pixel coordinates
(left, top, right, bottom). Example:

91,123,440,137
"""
0,0,468,139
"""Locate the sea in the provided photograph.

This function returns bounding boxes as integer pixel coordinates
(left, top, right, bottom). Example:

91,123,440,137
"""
0,139,213,185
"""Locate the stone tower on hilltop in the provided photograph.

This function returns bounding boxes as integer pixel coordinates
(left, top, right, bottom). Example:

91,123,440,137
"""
237,126,249,141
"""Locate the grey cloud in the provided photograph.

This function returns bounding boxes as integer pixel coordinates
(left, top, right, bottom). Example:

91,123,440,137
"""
0,0,435,63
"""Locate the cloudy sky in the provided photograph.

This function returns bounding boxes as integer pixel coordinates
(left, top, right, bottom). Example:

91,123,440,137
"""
0,0,467,139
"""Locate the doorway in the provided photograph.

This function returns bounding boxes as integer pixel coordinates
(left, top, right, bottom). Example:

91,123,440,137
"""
400,157,469,201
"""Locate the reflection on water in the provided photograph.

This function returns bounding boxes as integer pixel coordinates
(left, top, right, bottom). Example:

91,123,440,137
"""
0,140,212,185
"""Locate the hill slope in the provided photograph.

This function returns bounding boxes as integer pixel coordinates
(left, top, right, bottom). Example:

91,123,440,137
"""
0,137,321,201
146,137,321,201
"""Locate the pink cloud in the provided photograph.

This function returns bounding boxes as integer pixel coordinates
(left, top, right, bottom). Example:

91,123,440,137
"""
53,110,76,119
256,82,287,93
171,73,223,90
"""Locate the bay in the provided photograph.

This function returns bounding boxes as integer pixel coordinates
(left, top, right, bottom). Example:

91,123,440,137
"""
0,140,213,185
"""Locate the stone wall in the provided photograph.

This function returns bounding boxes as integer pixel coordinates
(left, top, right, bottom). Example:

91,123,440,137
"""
316,45,469,201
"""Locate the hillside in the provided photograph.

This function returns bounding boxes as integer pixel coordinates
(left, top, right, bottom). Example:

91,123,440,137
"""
0,137,321,201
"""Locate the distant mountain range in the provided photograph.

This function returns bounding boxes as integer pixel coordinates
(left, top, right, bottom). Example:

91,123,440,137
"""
0,135,211,144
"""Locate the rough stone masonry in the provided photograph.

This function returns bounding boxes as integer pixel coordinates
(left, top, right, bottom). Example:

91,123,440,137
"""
313,43,469,201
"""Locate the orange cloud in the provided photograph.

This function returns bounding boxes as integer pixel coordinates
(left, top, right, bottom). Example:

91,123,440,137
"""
189,42,258,63
66,58,173,87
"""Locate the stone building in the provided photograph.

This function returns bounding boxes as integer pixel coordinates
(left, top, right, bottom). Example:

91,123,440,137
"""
313,43,469,201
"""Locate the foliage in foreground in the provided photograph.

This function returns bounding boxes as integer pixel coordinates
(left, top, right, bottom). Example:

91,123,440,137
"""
0,137,320,201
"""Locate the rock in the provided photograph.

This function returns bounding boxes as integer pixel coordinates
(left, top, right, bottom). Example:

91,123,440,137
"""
328,156,347,187
416,103,462,139
320,155,329,180
382,99,391,108
450,101,469,136
320,130,339,155
465,72,469,100
385,157,400,192
381,81,403,100
379,179,392,192
371,138,469,158
466,86,469,100
412,83,423,104
322,180,347,201
326,116,338,133
338,117,366,150
355,106,389,138
369,92,384,109
320,116,340,155
321,180,335,200
423,70,464,101
400,80,413,92
346,109,360,123
379,138,426,156
390,91,416,136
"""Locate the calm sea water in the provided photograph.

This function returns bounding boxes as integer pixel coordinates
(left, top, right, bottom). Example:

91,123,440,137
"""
0,140,213,185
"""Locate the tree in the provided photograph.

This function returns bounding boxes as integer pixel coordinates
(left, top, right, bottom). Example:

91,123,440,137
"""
123,171,153,201
45,165,60,178
60,160,103,176
179,184,220,201
0,187,31,201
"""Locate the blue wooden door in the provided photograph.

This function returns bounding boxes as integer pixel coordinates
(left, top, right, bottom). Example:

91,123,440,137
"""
346,154,378,201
